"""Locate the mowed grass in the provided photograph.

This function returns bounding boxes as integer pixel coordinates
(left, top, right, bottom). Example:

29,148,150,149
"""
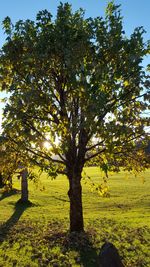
0,167,150,267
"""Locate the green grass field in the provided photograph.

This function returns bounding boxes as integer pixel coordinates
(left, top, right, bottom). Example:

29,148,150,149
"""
0,167,150,267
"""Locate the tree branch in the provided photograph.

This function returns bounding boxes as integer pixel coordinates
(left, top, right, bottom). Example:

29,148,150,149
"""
85,148,106,162
86,139,105,152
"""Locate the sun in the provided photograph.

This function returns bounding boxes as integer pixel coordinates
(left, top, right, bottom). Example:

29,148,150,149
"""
43,141,51,150
43,137,60,150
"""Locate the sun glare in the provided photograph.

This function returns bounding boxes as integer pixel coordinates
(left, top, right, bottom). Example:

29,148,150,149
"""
43,141,51,149
43,137,60,150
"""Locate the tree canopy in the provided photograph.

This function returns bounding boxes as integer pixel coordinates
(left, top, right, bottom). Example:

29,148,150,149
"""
0,1,149,232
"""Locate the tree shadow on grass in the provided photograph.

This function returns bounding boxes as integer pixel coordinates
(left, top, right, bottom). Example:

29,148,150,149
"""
66,231,99,267
46,230,99,267
0,188,20,201
0,200,32,244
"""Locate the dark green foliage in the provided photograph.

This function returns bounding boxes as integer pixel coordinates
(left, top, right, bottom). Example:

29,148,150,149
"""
0,2,149,175
0,1,149,232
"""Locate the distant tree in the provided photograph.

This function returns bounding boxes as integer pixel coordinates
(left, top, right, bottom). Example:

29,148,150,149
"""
0,136,18,190
0,136,32,203
0,2,149,232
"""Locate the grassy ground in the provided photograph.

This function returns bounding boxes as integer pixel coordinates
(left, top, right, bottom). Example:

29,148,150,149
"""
0,167,150,266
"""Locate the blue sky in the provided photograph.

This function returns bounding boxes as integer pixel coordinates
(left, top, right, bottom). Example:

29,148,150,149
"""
0,0,149,66
0,0,150,47
0,0,150,128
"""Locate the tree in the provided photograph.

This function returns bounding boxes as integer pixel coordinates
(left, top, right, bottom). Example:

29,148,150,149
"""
0,135,31,203
0,136,18,190
0,2,149,232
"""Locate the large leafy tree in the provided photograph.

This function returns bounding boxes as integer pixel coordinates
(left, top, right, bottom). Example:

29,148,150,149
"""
0,2,149,232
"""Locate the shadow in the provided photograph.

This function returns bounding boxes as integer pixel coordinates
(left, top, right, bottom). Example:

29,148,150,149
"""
45,230,98,267
99,242,124,267
0,188,20,202
52,196,69,203
0,200,32,244
66,232,98,267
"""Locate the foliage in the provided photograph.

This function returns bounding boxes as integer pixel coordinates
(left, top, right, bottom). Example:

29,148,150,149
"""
0,2,149,172
0,1,149,231
0,135,36,192
0,136,19,189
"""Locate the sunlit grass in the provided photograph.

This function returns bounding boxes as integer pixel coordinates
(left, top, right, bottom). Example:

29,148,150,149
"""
1,167,149,226
0,167,150,266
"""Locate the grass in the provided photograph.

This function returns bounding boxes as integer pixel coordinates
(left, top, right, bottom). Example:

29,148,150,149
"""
0,167,150,266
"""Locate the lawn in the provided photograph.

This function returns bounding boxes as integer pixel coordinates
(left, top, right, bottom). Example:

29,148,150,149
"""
0,167,150,266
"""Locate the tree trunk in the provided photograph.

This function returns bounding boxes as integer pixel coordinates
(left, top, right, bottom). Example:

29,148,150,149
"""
8,176,13,190
68,173,84,232
0,172,3,188
21,168,28,202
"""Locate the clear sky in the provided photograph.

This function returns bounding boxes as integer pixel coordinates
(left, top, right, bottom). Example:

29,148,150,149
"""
0,0,150,47
0,0,150,128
